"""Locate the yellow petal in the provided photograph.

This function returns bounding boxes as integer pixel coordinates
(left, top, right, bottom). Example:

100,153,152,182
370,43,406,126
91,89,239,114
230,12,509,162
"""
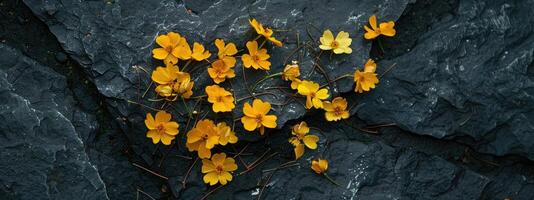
379,21,396,37
198,145,212,159
303,135,319,149
261,115,277,128
211,153,226,165
155,111,171,122
369,15,378,31
253,99,271,114
241,116,258,131
223,158,238,171
203,172,219,185
201,160,215,173
312,97,324,109
320,29,334,49
315,88,330,99
219,171,233,185
155,35,171,48
160,134,174,145
241,54,254,68
246,41,258,55
145,113,156,129
146,130,160,144
243,102,256,117
294,144,304,159
152,48,169,60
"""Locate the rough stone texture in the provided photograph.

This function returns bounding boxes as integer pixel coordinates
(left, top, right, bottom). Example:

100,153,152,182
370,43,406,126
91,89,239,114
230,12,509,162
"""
357,0,534,158
0,44,108,199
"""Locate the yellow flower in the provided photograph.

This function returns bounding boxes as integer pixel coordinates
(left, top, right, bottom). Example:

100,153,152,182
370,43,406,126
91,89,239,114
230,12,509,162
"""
323,97,349,121
152,32,181,65
172,71,194,99
319,30,352,54
353,59,379,93
172,36,192,60
282,62,300,81
207,59,235,84
297,80,329,109
205,85,235,112
241,99,277,135
191,42,211,61
241,41,271,70
290,78,302,90
289,121,319,160
186,119,220,159
215,39,238,68
249,18,283,47
144,111,179,145
201,153,238,186
364,15,396,40
216,122,238,145
311,158,328,174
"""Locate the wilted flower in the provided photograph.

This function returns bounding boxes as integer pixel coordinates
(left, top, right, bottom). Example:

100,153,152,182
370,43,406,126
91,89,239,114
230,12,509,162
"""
191,42,211,61
215,39,238,68
202,153,238,185
364,15,396,40
353,59,379,93
249,18,283,47
241,99,277,135
186,119,220,159
216,122,238,145
205,85,235,112
297,80,330,109
282,62,301,81
289,121,319,159
144,111,179,145
242,41,271,70
319,30,352,54
323,97,349,121
311,158,328,174
151,64,194,98
173,71,194,99
208,59,235,84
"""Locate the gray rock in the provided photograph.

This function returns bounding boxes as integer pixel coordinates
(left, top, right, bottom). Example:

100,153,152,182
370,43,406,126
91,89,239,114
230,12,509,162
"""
356,0,534,159
0,44,108,199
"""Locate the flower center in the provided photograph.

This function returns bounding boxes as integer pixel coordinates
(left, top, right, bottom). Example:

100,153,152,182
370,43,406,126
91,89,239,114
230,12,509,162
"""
216,96,223,102
252,55,260,62
156,124,165,132
334,107,343,116
165,46,174,53
202,133,209,140
215,165,224,173
255,114,263,123
331,41,339,48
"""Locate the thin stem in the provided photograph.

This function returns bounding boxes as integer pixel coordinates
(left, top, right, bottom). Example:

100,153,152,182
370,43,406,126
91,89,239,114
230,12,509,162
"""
181,97,192,118
323,173,340,186
252,72,283,92
320,73,353,88
377,37,386,55
181,60,193,71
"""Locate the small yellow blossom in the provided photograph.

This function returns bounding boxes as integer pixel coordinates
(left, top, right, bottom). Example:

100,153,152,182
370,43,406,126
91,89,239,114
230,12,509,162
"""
311,158,328,174
173,71,194,99
249,18,283,47
216,122,238,145
282,62,300,81
241,99,277,135
207,59,235,84
297,80,329,109
353,59,379,93
289,121,319,160
319,30,352,54
323,97,349,121
364,15,396,40
191,42,211,61
144,111,179,145
205,85,235,112
151,64,180,86
202,153,238,186
215,39,238,68
186,119,220,159
152,32,181,65
241,41,271,70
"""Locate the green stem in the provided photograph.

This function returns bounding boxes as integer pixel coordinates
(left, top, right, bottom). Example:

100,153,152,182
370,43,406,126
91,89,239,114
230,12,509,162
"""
253,35,262,41
252,72,283,92
181,97,192,118
377,37,385,55
320,73,353,88
324,173,340,186
181,60,193,72
259,39,267,49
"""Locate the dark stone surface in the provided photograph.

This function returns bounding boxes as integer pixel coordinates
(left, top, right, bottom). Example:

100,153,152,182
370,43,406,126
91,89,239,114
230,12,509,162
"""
0,44,108,199
357,0,534,159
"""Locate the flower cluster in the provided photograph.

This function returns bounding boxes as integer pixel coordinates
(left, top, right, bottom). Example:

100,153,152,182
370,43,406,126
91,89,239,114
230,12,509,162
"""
142,14,396,187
